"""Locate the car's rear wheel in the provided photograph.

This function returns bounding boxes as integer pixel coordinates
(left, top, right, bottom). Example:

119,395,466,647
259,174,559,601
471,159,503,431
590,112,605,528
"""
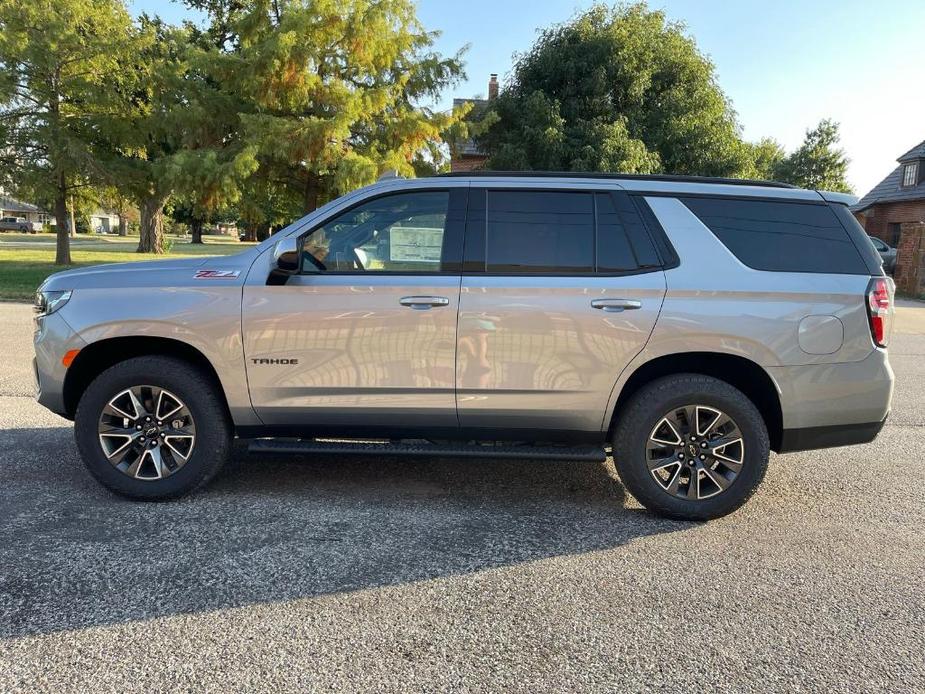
612,374,769,520
75,356,231,499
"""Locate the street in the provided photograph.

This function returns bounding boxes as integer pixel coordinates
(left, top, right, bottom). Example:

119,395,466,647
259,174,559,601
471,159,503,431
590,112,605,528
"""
0,300,923,693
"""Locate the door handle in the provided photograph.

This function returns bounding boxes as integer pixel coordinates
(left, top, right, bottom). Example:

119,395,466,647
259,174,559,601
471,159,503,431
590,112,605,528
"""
591,298,642,312
399,296,450,310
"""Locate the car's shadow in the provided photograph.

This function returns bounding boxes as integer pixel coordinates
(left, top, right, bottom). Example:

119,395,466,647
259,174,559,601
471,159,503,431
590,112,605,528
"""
0,428,690,639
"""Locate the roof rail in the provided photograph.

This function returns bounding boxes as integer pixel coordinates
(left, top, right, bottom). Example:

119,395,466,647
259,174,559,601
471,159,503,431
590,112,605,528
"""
435,171,796,189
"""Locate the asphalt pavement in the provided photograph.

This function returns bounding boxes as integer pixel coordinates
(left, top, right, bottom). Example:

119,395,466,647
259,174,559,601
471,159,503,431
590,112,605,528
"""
0,300,923,693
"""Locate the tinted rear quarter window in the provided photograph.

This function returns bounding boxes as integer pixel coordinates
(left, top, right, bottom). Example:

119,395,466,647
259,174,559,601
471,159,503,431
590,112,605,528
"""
682,197,869,274
829,203,884,275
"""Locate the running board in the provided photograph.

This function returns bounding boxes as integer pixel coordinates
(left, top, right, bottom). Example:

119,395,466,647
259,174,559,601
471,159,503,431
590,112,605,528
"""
248,439,607,462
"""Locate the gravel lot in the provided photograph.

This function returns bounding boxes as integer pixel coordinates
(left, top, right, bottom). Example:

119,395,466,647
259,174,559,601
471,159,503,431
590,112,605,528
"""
0,300,923,693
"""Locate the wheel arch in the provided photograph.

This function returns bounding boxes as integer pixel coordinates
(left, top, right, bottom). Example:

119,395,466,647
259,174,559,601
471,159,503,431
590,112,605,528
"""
62,336,232,422
608,352,784,452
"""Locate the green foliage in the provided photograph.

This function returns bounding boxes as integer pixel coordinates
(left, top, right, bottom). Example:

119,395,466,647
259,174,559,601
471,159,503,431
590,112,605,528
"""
773,119,852,193
195,0,466,214
0,0,138,263
477,3,750,176
742,137,786,181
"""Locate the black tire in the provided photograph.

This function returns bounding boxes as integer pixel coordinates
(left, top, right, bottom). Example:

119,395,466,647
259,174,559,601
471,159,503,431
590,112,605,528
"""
612,374,769,521
75,356,232,500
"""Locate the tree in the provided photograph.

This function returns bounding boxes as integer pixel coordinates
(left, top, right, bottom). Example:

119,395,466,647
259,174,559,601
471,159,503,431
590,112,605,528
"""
98,186,138,236
475,3,751,176
773,119,852,193
99,16,189,254
191,0,467,215
166,12,261,244
743,137,786,181
0,0,138,264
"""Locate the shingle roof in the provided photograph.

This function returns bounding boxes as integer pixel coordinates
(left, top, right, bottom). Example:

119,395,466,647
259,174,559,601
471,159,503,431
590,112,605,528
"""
898,139,925,163
852,141,925,212
0,195,41,213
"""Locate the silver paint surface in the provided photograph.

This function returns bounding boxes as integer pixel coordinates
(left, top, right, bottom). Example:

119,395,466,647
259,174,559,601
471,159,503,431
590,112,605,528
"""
34,174,894,440
456,273,665,432
243,274,461,427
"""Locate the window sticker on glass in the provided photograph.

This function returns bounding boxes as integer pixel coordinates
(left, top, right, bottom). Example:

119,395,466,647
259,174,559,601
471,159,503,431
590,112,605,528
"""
389,227,444,262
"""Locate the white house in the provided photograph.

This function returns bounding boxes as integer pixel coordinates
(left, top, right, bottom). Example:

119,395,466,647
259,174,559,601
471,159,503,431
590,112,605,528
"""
0,195,53,226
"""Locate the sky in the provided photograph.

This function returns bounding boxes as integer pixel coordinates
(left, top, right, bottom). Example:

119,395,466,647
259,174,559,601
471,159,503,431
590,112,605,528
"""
131,0,925,195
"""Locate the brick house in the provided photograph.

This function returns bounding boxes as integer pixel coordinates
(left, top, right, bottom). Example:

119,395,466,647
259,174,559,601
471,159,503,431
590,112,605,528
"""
449,74,498,172
853,139,925,246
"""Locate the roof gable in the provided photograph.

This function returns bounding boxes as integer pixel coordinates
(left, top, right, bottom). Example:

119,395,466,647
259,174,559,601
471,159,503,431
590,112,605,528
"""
898,139,925,163
852,163,925,212
853,138,925,212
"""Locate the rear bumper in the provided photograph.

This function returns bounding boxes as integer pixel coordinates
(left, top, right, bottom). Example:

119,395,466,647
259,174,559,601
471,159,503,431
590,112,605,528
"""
767,348,893,432
768,347,892,453
778,416,887,453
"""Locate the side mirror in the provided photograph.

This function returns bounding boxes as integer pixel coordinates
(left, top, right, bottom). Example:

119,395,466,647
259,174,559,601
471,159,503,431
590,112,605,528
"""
272,236,300,274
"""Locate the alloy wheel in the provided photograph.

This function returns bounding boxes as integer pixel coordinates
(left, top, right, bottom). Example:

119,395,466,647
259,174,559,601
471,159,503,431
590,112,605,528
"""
97,386,196,480
645,405,744,501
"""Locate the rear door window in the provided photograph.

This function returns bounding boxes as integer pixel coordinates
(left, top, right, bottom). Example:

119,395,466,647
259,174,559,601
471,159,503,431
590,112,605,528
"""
485,190,594,273
681,197,869,274
478,189,662,275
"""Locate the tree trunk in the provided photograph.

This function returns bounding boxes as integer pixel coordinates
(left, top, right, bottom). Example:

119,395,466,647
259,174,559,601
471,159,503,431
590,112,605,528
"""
118,214,127,237
243,224,258,242
303,173,320,213
68,195,76,238
54,182,71,265
137,195,168,253
190,218,204,244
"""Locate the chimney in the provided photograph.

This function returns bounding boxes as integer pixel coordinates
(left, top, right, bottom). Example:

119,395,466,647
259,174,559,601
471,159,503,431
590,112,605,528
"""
488,74,499,100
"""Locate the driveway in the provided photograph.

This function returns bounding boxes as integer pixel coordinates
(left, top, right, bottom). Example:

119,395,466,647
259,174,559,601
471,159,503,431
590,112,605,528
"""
0,301,923,692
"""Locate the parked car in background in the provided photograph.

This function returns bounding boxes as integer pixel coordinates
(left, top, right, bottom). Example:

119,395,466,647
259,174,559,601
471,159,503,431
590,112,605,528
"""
868,235,897,274
33,172,895,521
0,216,38,233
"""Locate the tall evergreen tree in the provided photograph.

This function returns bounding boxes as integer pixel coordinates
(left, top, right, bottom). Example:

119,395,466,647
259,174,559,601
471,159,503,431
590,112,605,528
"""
189,0,467,217
0,0,137,264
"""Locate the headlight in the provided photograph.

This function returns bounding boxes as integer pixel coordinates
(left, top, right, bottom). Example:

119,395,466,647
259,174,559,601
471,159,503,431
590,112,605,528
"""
34,289,72,317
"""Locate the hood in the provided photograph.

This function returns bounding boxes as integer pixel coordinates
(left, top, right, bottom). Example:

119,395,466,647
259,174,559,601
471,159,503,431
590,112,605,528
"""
40,253,254,291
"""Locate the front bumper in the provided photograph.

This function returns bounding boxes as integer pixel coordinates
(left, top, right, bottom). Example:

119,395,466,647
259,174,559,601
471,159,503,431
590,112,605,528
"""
33,311,85,418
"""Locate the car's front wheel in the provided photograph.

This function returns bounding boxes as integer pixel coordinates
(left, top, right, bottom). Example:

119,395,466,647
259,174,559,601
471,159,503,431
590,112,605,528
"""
75,356,232,499
612,374,769,520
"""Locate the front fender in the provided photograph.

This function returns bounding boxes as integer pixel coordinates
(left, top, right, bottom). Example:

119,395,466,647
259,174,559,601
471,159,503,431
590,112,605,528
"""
58,286,260,426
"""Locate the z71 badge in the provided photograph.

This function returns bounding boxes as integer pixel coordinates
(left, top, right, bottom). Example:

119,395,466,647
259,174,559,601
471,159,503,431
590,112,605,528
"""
194,269,241,279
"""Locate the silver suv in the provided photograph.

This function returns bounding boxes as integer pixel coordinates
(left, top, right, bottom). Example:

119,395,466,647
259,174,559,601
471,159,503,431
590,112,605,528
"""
32,173,894,520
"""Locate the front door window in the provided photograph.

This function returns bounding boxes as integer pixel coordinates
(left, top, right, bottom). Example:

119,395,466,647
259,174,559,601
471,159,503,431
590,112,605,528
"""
300,191,450,273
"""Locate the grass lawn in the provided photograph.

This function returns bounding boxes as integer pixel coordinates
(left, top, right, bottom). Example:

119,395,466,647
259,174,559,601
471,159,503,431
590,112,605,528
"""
0,233,255,302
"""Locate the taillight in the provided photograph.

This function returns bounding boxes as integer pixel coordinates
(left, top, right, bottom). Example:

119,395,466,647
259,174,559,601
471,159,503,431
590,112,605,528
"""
866,277,892,348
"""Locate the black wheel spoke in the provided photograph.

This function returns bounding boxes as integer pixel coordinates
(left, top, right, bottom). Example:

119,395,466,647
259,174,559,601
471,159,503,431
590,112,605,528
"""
646,403,744,502
98,385,196,481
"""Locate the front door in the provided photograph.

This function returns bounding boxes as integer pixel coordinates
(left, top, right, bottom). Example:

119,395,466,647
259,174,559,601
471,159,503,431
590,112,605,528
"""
456,188,666,437
243,187,466,432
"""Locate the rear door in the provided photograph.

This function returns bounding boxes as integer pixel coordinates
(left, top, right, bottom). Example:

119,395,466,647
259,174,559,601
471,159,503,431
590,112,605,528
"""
456,187,667,437
243,186,467,431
